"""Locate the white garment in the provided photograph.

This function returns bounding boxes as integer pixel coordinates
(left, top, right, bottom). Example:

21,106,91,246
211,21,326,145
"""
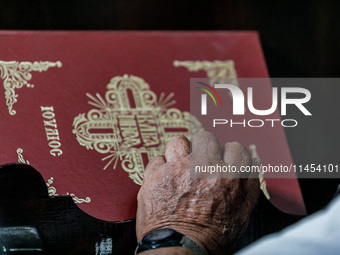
236,196,340,255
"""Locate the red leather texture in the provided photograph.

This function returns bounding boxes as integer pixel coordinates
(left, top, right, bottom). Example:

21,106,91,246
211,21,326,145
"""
0,31,305,221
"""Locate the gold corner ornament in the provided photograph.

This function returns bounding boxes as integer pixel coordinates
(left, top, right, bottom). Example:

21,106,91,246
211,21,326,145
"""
16,148,90,204
249,144,271,200
72,74,203,185
17,148,30,164
46,177,91,204
173,60,238,87
0,61,62,115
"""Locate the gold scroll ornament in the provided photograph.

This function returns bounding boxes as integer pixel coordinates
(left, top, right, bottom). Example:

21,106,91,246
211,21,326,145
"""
46,177,91,204
16,148,91,204
73,60,238,185
173,60,238,87
0,61,62,115
249,145,270,200
72,74,203,185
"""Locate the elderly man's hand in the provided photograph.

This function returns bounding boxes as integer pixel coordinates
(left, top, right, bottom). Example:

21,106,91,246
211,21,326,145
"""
136,131,260,255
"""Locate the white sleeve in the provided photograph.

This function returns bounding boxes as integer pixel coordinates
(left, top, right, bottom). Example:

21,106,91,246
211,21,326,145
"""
236,195,340,255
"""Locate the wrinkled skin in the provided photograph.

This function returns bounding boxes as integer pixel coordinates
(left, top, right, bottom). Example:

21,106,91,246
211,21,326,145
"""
136,131,260,255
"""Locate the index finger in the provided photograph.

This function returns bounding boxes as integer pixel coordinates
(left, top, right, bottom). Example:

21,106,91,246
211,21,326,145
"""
164,135,190,162
143,155,166,180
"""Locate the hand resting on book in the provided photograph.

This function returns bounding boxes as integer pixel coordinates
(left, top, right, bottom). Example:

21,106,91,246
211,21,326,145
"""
136,131,260,255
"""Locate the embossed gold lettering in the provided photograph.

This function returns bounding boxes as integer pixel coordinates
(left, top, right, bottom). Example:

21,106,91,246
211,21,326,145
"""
118,115,141,147
49,140,61,148
50,149,63,157
45,128,59,140
137,115,159,147
43,119,57,128
41,106,63,156
41,106,54,112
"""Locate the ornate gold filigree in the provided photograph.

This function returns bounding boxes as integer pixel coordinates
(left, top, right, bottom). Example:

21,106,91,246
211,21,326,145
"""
46,177,57,196
173,60,238,87
259,172,270,200
15,148,90,203
17,148,29,164
249,144,270,200
0,61,62,115
72,74,203,185
46,177,91,204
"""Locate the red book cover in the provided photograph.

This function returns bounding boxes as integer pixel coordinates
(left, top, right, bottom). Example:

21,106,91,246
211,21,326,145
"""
0,31,305,221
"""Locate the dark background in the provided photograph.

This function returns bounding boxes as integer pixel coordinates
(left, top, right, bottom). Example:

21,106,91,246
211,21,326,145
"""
0,0,339,253
1,0,339,77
